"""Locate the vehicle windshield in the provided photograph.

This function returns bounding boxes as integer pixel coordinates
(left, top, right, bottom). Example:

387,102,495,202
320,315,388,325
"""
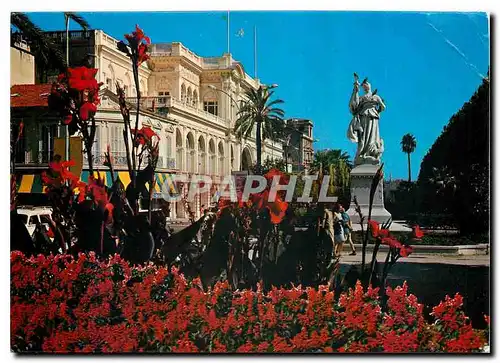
18,214,28,224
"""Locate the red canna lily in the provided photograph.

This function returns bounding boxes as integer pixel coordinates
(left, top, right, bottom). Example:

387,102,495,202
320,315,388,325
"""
132,126,159,146
400,245,414,257
104,203,114,224
264,168,289,185
268,197,288,224
46,226,55,239
413,225,424,239
43,160,81,189
67,67,99,92
381,236,402,249
88,175,108,206
137,43,150,66
368,220,380,238
63,113,73,125
16,122,24,142
79,102,97,121
253,189,288,224
125,24,151,45
378,228,390,238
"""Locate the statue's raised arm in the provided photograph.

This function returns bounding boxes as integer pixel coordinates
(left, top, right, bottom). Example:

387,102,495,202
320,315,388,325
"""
349,73,360,114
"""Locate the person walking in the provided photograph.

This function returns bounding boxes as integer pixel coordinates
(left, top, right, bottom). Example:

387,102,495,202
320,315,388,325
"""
332,204,346,257
323,203,346,260
340,204,356,255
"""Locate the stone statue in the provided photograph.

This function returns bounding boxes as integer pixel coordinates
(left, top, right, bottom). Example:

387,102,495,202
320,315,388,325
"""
347,73,386,166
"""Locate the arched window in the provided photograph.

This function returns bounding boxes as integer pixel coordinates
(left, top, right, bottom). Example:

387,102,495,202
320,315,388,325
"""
181,83,187,103
186,132,195,173
198,136,206,174
209,139,216,175
125,73,132,97
231,145,235,172
218,141,224,175
187,86,192,106
193,90,198,108
140,79,146,97
203,91,218,116
107,65,115,92
176,129,183,170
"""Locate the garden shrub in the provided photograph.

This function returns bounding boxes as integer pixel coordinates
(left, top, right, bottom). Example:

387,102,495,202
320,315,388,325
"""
11,252,487,353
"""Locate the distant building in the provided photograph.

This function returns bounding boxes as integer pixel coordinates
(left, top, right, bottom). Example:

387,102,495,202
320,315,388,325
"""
283,118,314,173
10,37,35,85
384,178,404,203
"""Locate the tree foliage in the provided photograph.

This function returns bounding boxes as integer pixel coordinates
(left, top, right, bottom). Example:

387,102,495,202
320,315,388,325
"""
234,87,285,172
310,149,352,206
417,76,489,235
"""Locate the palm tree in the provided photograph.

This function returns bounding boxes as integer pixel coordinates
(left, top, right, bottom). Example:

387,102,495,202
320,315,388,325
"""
63,13,89,161
11,12,66,81
63,13,89,66
401,133,417,182
310,149,352,175
234,86,285,173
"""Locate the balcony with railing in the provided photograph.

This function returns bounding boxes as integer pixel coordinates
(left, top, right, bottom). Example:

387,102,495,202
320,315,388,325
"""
83,151,176,170
125,96,229,127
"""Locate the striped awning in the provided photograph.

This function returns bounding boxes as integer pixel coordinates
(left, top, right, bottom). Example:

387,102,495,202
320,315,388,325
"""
16,171,178,197
16,174,47,194
114,171,178,197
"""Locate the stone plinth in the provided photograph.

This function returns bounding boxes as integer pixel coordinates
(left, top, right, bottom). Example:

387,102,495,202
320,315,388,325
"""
347,163,392,225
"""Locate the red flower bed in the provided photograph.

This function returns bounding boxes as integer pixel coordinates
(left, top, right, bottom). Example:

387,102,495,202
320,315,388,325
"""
10,252,487,353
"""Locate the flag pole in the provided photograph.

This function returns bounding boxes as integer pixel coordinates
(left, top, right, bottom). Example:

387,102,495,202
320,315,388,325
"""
227,10,230,54
254,25,257,79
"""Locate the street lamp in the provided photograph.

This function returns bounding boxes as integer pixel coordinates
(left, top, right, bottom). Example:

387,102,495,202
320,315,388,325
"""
207,84,240,110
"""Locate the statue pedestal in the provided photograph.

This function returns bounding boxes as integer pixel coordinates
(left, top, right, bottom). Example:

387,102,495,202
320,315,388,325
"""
347,164,392,225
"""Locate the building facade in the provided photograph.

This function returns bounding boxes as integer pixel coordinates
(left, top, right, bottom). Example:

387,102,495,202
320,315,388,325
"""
10,39,35,86
11,29,284,222
283,118,314,173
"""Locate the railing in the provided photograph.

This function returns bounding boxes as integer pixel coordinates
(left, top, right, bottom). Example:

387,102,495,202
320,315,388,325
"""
83,152,176,170
125,96,230,127
45,30,92,42
83,151,132,168
15,151,50,166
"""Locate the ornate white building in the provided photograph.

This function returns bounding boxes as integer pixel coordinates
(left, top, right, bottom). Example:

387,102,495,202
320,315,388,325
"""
91,31,284,221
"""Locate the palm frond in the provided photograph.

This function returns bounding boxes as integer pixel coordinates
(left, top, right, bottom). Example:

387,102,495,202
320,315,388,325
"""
64,12,90,30
11,12,66,71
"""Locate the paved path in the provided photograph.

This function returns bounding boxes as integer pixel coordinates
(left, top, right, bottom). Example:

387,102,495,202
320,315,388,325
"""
167,223,489,267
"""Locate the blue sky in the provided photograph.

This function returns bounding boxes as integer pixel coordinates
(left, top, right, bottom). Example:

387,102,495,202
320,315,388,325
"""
25,11,489,180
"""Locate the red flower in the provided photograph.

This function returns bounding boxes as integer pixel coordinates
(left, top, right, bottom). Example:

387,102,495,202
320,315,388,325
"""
46,226,55,239
253,189,288,224
137,43,150,66
381,236,402,249
400,245,413,257
104,203,114,225
43,160,81,189
131,126,159,146
16,122,24,142
88,175,108,206
67,67,99,92
125,24,151,45
413,225,424,239
62,113,73,125
264,168,289,184
368,220,380,238
378,228,390,238
79,102,97,121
